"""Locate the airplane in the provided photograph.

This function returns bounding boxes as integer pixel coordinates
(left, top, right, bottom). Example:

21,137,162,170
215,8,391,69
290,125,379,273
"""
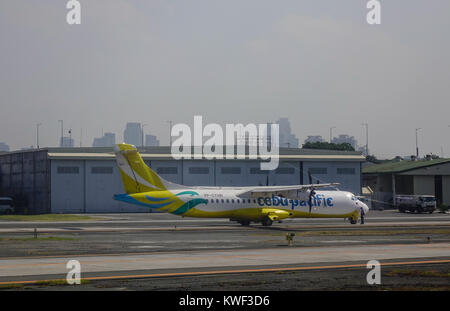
113,143,369,226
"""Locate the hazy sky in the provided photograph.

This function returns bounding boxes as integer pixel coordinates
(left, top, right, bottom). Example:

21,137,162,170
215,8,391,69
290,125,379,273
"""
1,0,449,158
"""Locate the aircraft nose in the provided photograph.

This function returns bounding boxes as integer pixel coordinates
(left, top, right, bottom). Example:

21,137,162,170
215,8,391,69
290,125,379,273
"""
361,202,369,215
355,199,369,215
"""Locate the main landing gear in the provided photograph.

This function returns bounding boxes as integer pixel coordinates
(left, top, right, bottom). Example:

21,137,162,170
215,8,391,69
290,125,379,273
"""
237,220,251,226
236,218,273,226
261,217,273,227
348,216,364,225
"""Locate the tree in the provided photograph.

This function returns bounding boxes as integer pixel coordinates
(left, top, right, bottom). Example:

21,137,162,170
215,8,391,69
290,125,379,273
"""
302,141,355,151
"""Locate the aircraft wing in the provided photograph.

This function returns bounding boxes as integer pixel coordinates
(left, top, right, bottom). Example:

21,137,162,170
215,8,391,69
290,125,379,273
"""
235,183,340,198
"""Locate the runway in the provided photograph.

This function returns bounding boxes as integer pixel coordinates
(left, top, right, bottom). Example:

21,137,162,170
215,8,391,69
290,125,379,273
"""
0,210,449,289
1,243,450,283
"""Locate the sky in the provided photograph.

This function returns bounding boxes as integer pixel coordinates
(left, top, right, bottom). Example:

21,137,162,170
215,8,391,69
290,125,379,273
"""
0,0,449,158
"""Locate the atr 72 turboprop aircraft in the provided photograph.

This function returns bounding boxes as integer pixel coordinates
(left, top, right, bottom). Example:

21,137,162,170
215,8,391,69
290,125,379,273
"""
113,143,369,226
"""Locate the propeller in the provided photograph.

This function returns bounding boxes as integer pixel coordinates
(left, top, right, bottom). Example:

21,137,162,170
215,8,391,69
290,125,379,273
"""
307,171,316,213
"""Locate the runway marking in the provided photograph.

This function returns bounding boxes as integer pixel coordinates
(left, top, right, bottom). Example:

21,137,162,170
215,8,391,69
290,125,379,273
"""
1,258,449,286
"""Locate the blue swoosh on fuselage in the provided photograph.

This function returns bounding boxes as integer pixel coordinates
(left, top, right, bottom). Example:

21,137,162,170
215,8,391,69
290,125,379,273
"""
114,194,175,209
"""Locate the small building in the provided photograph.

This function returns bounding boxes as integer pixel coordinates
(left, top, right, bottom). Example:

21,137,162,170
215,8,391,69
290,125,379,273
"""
0,147,365,214
363,158,450,208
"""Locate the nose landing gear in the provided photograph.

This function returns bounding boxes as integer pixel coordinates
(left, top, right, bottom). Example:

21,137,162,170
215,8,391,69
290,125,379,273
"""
348,218,358,224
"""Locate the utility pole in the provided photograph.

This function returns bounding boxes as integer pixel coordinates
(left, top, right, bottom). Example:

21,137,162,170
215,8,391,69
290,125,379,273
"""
415,128,422,158
329,126,336,143
36,123,42,149
362,123,369,156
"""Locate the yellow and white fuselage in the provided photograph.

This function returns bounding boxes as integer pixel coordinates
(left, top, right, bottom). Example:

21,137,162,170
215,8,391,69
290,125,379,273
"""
113,144,369,226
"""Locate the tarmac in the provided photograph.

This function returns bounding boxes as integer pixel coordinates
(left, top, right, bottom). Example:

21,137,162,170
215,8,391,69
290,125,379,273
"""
0,210,449,290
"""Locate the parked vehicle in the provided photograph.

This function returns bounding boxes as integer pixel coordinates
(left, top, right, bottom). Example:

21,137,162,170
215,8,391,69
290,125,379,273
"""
396,195,436,214
0,197,15,215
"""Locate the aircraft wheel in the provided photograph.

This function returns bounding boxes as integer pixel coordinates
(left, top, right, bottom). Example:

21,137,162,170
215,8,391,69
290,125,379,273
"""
239,220,250,226
348,218,357,225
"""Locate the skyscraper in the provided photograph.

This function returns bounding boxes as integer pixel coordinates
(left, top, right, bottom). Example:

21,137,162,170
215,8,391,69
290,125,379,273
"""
145,134,160,147
60,136,74,147
92,132,116,147
332,134,358,149
276,118,299,148
123,122,142,147
304,135,324,144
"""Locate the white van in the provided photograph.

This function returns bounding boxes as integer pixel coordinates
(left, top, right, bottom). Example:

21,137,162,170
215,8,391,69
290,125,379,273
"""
0,197,15,215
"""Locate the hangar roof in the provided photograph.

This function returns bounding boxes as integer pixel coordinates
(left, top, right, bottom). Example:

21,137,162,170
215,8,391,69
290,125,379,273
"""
363,158,450,174
23,146,366,161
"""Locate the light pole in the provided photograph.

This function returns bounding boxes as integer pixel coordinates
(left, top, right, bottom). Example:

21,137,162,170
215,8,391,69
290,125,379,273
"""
167,120,173,146
362,123,369,156
36,123,42,149
58,120,64,147
415,128,422,158
329,126,336,143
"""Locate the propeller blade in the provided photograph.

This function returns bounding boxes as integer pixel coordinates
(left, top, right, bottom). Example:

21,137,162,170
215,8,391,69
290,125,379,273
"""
308,189,316,213
308,194,312,213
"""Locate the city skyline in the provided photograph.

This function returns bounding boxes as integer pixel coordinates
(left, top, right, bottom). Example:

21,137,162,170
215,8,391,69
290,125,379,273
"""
2,117,445,159
1,1,449,159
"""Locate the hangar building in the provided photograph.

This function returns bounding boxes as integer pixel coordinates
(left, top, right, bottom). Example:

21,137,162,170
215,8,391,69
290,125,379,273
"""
0,147,365,214
363,158,450,208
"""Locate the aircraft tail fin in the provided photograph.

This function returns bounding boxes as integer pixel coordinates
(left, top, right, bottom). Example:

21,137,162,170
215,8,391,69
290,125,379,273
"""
114,143,182,194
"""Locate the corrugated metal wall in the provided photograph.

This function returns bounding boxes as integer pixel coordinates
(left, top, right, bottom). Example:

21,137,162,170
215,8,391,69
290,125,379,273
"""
443,176,450,205
50,159,145,213
303,161,362,194
0,150,50,214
